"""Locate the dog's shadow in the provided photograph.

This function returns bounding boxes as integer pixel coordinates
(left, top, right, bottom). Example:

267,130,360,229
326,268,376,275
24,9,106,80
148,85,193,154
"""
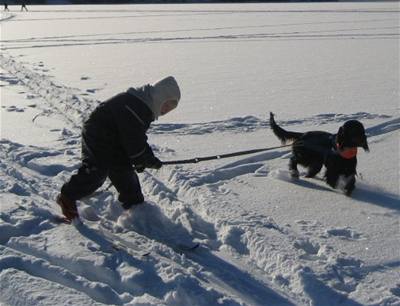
272,170,398,212
270,169,332,193
291,177,333,193
280,175,399,212
351,184,399,212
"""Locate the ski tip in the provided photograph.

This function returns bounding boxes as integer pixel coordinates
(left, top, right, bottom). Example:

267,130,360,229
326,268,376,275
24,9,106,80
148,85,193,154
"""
176,243,200,253
51,215,71,224
190,243,200,250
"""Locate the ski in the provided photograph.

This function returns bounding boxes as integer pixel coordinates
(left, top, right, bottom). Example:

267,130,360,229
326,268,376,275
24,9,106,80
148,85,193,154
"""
50,214,72,224
174,243,200,253
97,223,200,256
72,217,200,257
110,240,151,257
52,205,200,257
96,224,153,257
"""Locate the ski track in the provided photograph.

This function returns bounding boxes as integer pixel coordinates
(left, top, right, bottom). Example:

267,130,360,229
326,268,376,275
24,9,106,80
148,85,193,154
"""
148,170,369,306
0,53,95,130
1,49,400,305
1,12,398,51
0,12,15,22
2,31,399,51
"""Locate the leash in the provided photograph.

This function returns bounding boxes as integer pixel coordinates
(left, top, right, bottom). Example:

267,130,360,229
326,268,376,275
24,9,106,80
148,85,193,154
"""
104,144,291,191
160,144,292,165
159,141,355,166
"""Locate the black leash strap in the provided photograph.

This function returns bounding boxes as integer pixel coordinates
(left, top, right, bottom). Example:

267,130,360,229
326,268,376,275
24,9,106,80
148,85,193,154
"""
105,144,291,191
161,144,292,165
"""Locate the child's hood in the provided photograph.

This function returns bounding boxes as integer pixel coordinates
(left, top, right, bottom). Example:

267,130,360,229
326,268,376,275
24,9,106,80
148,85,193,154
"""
127,76,181,120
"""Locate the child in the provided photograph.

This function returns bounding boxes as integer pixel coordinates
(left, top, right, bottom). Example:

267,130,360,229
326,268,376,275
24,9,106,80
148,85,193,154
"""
57,76,181,221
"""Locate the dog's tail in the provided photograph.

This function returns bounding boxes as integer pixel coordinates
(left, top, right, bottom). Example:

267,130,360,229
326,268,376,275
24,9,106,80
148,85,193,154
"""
269,112,303,144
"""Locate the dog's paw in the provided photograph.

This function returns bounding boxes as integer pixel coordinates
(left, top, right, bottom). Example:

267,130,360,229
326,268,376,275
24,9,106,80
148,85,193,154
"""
338,175,356,196
345,185,355,196
290,169,300,179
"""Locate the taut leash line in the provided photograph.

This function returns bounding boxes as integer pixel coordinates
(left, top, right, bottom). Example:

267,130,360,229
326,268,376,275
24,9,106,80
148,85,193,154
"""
161,144,292,165
104,144,291,191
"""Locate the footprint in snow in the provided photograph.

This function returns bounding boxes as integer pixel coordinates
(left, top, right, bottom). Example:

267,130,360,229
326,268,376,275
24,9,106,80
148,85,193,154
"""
219,225,249,255
254,165,269,177
294,239,320,255
8,183,30,196
0,76,19,85
6,106,25,112
390,284,400,297
326,227,363,240
269,169,298,182
293,238,329,261
295,220,325,238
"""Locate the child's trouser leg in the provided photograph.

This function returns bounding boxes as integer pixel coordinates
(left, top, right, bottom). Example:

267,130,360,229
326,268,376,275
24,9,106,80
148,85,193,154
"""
61,161,108,201
108,167,144,209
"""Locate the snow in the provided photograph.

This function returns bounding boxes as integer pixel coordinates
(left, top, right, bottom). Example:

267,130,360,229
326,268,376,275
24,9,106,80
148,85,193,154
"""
1,2,399,306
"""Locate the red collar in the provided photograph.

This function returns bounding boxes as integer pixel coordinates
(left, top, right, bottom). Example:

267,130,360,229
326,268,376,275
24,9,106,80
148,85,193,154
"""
336,144,358,159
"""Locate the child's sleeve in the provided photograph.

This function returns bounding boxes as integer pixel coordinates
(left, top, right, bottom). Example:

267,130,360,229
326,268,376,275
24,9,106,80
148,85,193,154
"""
112,102,154,164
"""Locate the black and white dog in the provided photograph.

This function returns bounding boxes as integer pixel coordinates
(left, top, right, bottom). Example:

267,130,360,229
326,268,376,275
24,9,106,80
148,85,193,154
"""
270,112,369,196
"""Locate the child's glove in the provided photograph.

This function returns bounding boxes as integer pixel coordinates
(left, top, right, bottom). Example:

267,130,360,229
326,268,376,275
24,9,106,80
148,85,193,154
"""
135,157,162,173
148,157,163,169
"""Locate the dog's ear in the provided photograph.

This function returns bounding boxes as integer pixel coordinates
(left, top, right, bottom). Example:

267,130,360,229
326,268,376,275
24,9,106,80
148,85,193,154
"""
336,126,344,149
362,137,370,152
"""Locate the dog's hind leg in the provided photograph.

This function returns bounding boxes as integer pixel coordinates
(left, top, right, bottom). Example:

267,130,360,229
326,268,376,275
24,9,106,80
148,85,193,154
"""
305,162,323,178
289,156,300,178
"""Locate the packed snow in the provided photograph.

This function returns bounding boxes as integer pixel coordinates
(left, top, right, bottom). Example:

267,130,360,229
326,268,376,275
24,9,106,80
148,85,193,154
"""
1,2,399,306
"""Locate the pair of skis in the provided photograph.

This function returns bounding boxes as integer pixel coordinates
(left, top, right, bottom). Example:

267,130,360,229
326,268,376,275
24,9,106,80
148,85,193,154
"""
53,214,199,257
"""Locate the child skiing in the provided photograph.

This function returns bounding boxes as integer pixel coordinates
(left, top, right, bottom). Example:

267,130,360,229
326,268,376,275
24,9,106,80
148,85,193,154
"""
57,76,181,221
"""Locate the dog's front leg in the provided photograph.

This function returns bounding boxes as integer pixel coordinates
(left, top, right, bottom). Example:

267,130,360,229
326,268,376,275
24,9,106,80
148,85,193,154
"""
289,156,300,178
325,167,339,189
324,154,342,189
343,175,356,196
305,161,323,178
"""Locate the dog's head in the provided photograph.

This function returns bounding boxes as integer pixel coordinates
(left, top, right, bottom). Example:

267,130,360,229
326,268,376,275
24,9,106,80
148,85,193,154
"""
336,120,369,152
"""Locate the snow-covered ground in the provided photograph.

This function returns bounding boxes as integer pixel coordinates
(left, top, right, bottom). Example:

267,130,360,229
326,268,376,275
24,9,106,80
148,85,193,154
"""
1,2,399,305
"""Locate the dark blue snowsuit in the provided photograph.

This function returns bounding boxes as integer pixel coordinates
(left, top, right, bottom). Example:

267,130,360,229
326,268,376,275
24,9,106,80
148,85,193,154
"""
61,92,159,208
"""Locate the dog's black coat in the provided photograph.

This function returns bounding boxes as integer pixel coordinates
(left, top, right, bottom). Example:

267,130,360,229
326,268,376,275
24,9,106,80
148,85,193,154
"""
269,113,369,196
